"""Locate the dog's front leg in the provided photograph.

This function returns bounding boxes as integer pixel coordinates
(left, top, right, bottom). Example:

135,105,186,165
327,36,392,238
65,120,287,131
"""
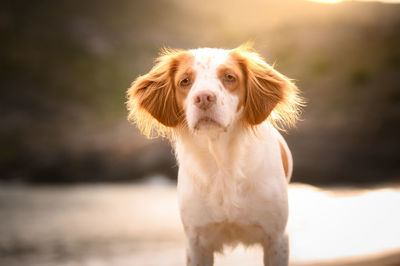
185,228,214,266
263,233,289,266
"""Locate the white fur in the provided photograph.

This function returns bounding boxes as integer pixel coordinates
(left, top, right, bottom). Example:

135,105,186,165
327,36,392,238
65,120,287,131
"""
172,48,292,266
185,48,238,133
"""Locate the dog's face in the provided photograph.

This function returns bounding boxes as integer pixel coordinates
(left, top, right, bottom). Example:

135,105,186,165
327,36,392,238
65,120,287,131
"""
127,45,301,136
175,48,245,132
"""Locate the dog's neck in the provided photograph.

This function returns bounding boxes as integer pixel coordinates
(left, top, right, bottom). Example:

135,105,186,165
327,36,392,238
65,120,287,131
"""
173,122,248,172
205,130,236,171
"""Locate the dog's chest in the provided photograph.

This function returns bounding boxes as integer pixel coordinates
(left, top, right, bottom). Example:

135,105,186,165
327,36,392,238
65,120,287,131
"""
206,168,252,222
180,146,265,223
176,130,287,227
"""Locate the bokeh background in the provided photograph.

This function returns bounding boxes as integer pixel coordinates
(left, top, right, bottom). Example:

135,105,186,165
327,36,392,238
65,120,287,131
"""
1,0,400,265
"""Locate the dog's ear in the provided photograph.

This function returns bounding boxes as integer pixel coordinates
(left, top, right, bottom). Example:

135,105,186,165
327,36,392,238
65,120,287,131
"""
127,49,186,137
231,45,303,128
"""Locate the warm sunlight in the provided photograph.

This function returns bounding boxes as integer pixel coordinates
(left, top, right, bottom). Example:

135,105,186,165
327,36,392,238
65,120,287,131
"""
2,0,400,265
309,0,400,3
287,184,400,263
309,0,342,3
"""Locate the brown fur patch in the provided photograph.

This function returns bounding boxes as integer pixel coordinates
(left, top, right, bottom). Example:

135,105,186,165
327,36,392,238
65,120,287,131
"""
216,59,246,112
174,54,195,111
126,49,193,137
279,141,289,178
229,44,304,129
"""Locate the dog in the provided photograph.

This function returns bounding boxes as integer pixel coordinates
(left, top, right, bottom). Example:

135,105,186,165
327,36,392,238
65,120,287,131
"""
127,44,302,266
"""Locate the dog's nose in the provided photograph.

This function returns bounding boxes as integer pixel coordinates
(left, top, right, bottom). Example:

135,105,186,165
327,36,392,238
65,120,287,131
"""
193,91,216,110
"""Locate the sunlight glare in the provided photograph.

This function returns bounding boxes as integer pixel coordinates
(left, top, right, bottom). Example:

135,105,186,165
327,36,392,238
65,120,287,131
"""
288,184,400,262
309,0,400,3
308,0,343,3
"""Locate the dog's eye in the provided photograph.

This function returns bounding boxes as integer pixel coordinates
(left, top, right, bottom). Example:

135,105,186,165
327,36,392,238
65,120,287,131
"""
224,73,236,83
179,78,191,88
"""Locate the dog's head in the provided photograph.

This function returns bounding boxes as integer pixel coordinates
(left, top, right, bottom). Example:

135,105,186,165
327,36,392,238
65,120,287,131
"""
127,45,302,137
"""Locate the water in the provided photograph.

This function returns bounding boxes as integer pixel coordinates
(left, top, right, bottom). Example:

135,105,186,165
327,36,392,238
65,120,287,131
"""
0,183,399,266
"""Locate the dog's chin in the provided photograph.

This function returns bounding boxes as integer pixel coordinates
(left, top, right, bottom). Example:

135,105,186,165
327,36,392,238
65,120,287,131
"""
192,117,227,132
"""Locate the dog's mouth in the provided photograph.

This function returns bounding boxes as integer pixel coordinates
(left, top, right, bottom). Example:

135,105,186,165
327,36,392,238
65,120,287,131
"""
194,117,223,130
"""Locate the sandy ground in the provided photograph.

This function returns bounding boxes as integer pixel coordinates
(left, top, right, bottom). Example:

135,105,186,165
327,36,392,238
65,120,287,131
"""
0,182,400,266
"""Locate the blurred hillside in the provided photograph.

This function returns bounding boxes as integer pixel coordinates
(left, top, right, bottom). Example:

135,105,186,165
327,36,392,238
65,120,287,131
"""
1,0,399,184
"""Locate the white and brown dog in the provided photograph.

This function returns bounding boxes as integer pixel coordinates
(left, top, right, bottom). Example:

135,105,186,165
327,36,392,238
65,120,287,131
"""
127,45,302,266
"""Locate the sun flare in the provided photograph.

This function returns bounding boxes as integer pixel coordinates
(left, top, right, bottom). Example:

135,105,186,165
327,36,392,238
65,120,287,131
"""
309,0,400,3
308,0,342,3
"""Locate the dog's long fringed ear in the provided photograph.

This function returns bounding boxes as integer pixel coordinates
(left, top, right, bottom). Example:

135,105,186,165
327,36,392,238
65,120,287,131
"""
126,49,185,137
232,45,303,129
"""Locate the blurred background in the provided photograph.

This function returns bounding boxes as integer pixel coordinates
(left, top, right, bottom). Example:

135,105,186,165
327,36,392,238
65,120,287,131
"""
1,0,400,265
